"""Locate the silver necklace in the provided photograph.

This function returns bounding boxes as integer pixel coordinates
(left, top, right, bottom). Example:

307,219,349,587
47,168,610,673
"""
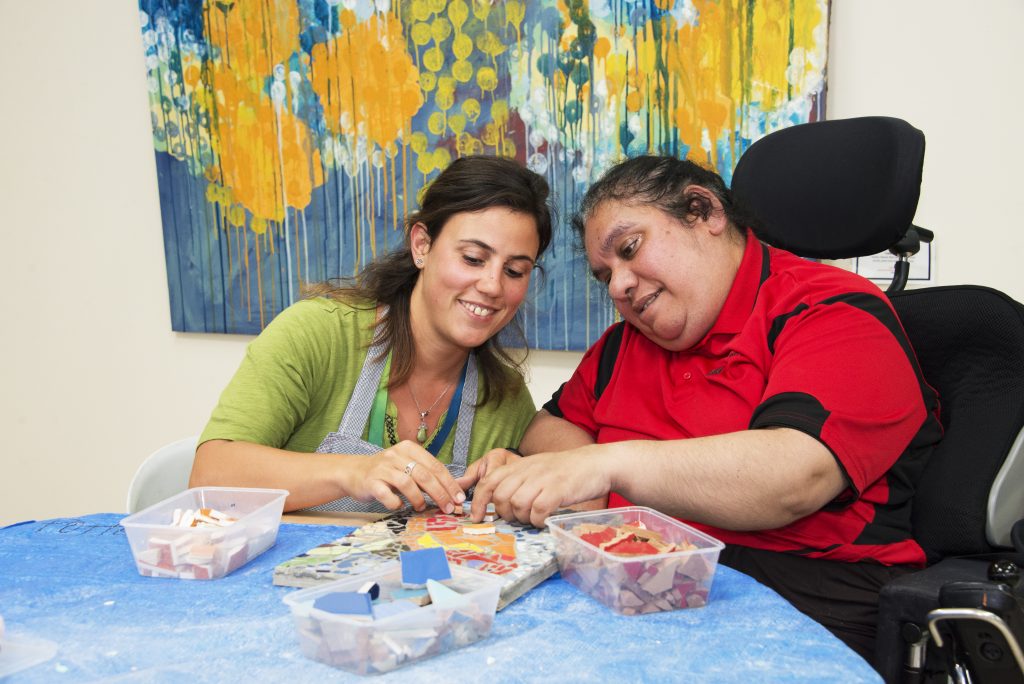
408,380,454,443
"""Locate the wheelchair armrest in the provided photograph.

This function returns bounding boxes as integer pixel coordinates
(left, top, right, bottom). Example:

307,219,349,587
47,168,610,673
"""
877,556,1024,683
876,559,995,682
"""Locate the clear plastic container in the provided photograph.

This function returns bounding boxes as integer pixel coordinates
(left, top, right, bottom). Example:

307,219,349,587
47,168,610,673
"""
0,633,58,679
120,487,288,580
283,564,502,675
545,506,724,615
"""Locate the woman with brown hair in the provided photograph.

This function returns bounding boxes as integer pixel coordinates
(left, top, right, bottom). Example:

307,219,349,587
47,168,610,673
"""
190,155,553,515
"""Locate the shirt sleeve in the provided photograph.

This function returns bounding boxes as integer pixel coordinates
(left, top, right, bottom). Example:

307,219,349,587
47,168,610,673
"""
749,292,932,497
501,377,539,447
541,325,619,438
199,300,340,449
461,367,539,465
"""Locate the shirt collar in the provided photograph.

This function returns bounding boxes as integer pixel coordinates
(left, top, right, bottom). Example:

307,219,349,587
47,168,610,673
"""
698,228,768,342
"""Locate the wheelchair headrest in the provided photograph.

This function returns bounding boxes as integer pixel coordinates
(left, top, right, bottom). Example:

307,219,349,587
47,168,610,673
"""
731,116,925,259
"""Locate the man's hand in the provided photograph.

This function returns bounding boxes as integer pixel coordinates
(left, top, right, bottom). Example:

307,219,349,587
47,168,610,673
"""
468,446,614,528
454,447,521,492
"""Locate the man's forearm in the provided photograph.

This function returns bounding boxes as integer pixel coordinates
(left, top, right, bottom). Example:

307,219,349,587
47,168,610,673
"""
605,428,845,530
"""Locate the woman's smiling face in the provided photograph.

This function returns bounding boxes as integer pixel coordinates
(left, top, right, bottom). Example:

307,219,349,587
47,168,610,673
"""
583,195,742,352
410,206,540,352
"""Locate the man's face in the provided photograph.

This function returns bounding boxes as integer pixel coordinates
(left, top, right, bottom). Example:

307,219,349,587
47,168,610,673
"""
584,198,739,352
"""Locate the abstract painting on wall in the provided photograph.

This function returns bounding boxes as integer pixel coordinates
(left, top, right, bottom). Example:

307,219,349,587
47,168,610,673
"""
139,0,829,350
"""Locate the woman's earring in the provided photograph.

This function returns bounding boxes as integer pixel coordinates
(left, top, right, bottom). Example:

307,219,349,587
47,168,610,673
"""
415,258,424,267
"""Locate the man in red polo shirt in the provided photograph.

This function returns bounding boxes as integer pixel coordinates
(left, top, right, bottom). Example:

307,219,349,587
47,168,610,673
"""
461,155,942,664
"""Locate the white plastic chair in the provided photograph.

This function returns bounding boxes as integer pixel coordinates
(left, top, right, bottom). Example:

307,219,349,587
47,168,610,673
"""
125,436,199,513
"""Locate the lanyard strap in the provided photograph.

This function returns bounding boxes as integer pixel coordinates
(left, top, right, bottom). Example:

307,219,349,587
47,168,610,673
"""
424,359,468,457
366,351,466,456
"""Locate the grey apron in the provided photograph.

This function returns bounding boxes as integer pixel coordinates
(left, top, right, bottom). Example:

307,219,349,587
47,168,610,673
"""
304,332,478,513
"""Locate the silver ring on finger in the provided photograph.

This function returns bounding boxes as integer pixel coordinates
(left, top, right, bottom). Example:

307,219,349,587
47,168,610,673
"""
403,461,417,476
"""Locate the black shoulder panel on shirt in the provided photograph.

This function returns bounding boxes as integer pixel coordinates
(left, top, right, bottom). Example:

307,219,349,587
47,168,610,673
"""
766,303,809,354
541,382,567,417
819,292,920,374
759,243,772,285
542,322,625,416
595,322,626,400
750,391,831,440
767,291,915,369
769,290,939,413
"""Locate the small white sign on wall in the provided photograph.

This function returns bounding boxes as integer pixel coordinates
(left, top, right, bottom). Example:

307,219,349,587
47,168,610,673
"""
855,242,934,284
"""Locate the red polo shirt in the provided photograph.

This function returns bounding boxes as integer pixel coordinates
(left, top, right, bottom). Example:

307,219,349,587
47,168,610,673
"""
546,231,942,566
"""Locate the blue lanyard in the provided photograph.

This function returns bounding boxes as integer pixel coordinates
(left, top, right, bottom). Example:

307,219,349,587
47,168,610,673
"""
426,359,469,457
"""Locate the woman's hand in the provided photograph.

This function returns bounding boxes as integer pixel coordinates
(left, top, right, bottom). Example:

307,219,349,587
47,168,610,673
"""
340,441,466,513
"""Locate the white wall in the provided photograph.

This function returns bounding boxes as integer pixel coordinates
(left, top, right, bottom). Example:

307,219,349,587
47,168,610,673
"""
2,0,1021,526
827,0,1024,295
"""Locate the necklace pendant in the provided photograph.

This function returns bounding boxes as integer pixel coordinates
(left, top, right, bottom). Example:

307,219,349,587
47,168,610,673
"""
416,422,428,443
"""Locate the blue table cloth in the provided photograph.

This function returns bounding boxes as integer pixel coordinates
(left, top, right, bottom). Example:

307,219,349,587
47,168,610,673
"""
0,514,881,682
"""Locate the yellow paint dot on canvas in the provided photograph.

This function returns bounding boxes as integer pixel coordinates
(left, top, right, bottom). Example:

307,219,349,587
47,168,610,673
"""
205,183,224,205
462,98,481,122
448,0,468,29
472,0,491,22
428,111,446,135
410,21,432,46
227,203,246,227
458,132,483,155
452,33,473,60
476,31,506,58
431,17,452,43
410,0,431,22
423,46,445,72
482,122,499,146
416,151,436,175
437,75,456,95
452,59,473,82
433,147,451,169
419,71,437,92
476,66,498,92
435,88,454,111
409,131,429,155
447,113,467,135
506,0,525,26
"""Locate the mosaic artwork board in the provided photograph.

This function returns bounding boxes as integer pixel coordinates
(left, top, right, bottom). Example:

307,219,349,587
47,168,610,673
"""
273,506,557,610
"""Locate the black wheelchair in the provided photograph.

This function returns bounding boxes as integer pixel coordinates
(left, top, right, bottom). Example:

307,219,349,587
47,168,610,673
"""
731,116,1024,684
